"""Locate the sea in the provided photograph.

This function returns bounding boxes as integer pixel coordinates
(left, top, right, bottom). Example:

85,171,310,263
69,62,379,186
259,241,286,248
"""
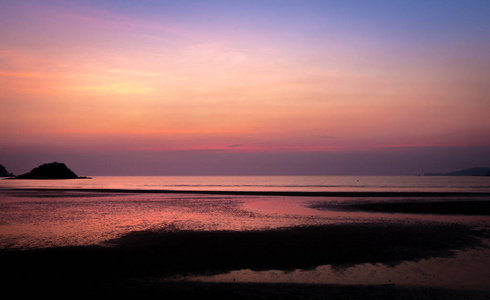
1,175,490,292
1,175,490,192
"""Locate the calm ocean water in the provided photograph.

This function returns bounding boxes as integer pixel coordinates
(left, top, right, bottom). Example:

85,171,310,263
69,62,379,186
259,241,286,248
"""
1,175,490,192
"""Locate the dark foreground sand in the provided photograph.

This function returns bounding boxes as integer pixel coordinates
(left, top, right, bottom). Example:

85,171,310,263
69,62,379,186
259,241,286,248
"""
1,221,489,299
67,281,490,299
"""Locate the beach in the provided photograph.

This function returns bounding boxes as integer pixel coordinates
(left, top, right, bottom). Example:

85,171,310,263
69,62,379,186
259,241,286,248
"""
1,177,490,299
3,0,490,297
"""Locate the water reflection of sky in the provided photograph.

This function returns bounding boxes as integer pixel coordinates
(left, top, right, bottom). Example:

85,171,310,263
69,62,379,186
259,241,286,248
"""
2,176,490,192
188,244,490,291
1,190,488,249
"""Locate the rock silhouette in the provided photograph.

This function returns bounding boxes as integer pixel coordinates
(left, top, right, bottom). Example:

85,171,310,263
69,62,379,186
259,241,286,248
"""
424,167,490,176
0,164,14,177
14,162,88,179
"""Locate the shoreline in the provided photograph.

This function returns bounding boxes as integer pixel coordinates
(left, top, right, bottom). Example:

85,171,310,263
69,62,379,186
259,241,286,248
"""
4,187,490,197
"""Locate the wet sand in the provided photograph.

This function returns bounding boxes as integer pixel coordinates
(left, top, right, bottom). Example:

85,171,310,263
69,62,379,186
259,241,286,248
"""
310,200,490,216
1,188,489,298
1,222,488,298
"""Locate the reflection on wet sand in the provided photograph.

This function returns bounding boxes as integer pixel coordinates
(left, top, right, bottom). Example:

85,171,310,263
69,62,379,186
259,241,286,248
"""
1,223,487,292
0,189,489,298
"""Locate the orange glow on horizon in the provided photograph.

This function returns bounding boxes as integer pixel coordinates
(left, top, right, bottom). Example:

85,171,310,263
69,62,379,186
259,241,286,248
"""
1,1,490,166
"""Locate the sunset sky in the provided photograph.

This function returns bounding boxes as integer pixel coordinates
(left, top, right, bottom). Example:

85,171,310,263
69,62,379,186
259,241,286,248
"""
1,0,490,175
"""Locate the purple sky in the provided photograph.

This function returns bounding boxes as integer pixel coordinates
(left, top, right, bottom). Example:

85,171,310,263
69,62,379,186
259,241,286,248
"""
1,1,489,175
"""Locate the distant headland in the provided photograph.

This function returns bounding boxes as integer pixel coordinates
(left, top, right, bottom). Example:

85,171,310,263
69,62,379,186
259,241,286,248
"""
0,164,14,177
8,162,90,179
424,167,490,176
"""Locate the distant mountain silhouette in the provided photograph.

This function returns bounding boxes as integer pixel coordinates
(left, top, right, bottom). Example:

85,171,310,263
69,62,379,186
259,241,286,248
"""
0,164,14,177
13,162,89,179
424,167,490,176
